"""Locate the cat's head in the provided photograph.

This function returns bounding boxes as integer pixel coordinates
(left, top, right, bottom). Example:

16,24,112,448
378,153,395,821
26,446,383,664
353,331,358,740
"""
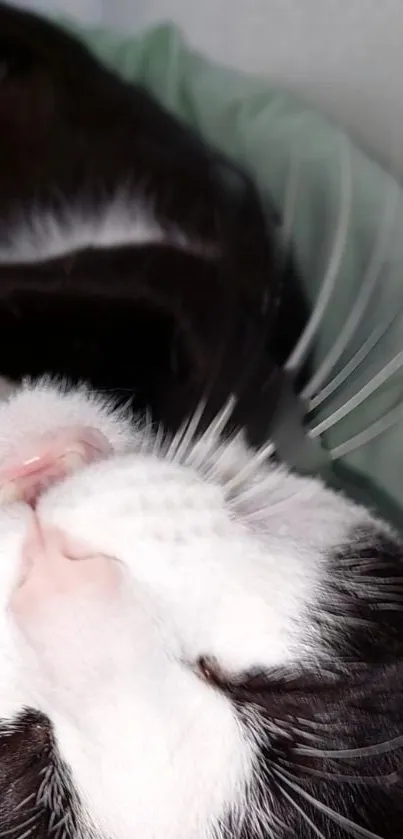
0,379,400,838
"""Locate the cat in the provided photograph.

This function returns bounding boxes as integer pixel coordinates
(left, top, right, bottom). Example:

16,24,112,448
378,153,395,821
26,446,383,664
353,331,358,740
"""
0,376,400,839
0,1,308,447
1,8,399,836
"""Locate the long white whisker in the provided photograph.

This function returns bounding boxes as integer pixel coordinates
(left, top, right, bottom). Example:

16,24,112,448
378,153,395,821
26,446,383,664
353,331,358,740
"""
329,399,403,460
12,792,36,814
198,431,246,482
296,732,403,759
285,134,352,374
308,309,399,411
164,398,207,461
277,781,327,839
183,397,238,471
196,396,237,444
282,758,400,786
12,829,35,839
0,814,39,836
294,715,339,730
223,438,275,496
302,177,400,401
273,768,384,839
234,482,319,522
152,422,165,456
309,348,403,438
265,147,302,323
281,146,302,256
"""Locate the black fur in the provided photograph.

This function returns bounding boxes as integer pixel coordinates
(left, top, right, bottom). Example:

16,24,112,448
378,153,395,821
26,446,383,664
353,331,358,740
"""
206,525,403,838
0,1,308,445
0,710,79,837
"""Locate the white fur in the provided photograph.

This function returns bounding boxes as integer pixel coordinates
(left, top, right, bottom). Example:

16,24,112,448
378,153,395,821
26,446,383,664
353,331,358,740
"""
0,376,137,460
0,199,217,264
0,377,16,402
0,380,377,839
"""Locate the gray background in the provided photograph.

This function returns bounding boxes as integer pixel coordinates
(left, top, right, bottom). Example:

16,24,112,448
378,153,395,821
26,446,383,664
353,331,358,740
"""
17,0,403,169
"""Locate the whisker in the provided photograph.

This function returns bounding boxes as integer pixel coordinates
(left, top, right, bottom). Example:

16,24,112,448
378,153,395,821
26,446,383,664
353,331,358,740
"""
262,146,303,328
302,176,400,401
197,432,246,482
223,438,275,496
163,397,207,461
329,399,403,460
281,147,302,256
195,397,237,446
139,405,156,453
278,725,322,743
12,792,36,814
285,134,352,374
308,309,399,411
280,757,400,786
296,732,403,759
294,715,340,730
309,348,403,438
277,781,327,839
235,481,319,517
152,422,165,456
182,399,239,472
0,814,39,836
273,767,384,839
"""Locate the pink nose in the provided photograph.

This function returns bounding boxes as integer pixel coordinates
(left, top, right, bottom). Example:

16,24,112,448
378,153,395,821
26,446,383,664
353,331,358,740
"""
0,426,111,506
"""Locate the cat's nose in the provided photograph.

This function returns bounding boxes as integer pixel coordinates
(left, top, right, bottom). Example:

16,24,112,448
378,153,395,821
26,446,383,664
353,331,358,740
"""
0,427,111,507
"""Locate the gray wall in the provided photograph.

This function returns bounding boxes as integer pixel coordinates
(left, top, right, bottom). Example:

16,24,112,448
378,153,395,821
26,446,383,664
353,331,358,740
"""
17,0,403,168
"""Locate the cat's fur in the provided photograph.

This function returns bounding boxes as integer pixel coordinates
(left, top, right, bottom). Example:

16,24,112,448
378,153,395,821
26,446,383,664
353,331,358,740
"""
0,6,401,839
0,1,307,445
0,378,401,839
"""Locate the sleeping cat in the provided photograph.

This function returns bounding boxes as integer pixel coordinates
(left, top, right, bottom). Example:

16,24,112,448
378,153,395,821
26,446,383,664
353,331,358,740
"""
0,377,401,839
0,1,307,445
0,8,400,836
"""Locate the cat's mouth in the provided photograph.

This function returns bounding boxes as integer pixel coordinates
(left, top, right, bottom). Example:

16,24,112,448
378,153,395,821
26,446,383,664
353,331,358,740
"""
0,427,111,507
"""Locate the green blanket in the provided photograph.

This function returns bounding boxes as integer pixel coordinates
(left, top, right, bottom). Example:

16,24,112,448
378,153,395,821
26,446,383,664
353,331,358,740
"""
60,19,403,530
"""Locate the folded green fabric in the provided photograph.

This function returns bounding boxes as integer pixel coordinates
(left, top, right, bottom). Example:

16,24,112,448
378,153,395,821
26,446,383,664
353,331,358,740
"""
59,18,403,529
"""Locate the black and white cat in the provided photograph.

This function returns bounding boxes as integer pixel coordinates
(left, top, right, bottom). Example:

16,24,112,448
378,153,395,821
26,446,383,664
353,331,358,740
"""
0,6,401,839
0,377,400,839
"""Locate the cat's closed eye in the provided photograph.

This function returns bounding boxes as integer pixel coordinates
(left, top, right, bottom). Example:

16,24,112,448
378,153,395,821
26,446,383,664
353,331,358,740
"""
196,656,229,687
196,656,269,692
